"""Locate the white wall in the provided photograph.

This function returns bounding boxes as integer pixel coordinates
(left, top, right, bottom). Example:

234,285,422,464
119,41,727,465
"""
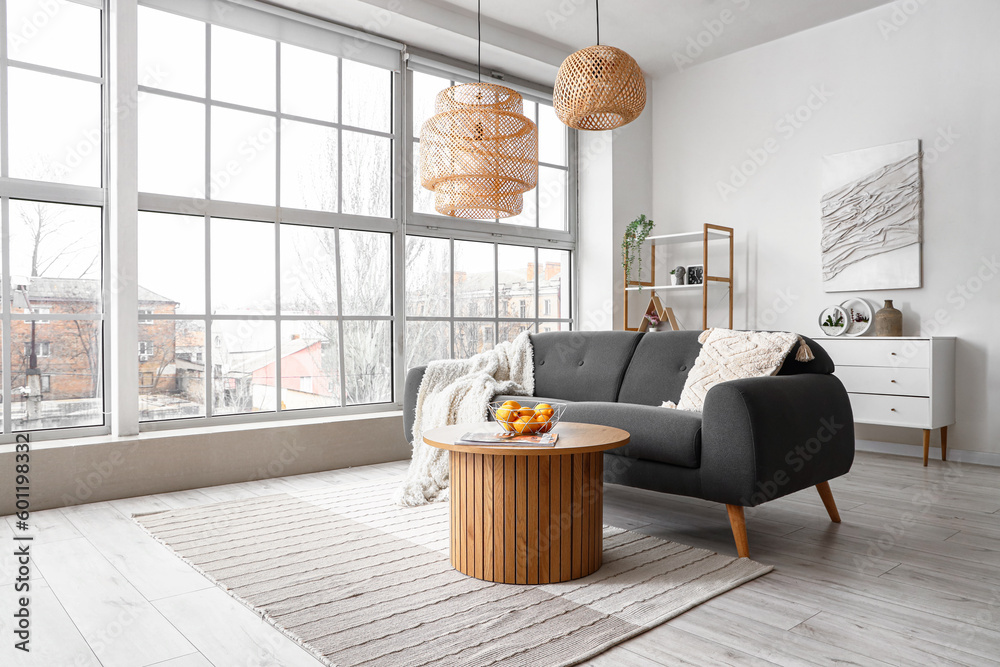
647,0,1000,455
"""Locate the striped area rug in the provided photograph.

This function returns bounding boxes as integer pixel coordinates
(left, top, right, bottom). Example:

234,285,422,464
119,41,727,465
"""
134,480,771,667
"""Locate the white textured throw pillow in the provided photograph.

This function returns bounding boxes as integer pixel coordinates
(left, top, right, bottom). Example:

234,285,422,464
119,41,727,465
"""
665,329,812,412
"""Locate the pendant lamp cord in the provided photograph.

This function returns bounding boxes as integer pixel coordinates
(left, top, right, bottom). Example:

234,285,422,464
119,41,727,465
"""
596,0,600,45
478,0,482,82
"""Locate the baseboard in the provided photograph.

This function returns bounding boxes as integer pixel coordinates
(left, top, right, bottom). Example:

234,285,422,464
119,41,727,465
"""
856,439,1000,468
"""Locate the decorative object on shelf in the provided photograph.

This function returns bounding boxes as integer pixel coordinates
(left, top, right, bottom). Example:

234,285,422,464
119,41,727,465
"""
687,264,704,285
874,299,903,337
552,0,646,131
840,297,874,337
821,139,922,292
622,213,655,285
637,294,679,333
670,266,685,286
419,1,538,219
818,305,849,337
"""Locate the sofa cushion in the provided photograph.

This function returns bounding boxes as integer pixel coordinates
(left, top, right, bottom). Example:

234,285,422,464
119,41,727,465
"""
530,331,642,403
562,401,702,469
617,331,703,406
777,335,835,375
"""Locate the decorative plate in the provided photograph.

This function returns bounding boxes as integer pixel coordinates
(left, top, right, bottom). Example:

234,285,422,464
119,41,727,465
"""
818,305,849,337
840,297,874,336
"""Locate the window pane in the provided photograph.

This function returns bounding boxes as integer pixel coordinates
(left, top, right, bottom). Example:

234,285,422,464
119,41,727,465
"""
455,321,492,359
139,93,205,197
7,0,100,76
138,212,205,315
340,230,390,316
342,59,391,132
211,219,275,315
140,320,207,420
454,241,494,318
498,245,535,319
411,142,437,215
9,201,102,314
342,131,391,217
280,224,337,315
212,320,276,415
343,320,391,405
8,68,101,186
405,236,449,317
499,321,534,343
281,44,337,122
406,320,449,369
280,321,340,409
211,25,275,110
211,107,276,205
138,7,205,96
538,321,570,333
280,120,337,211
11,319,102,430
412,71,448,138
539,104,567,166
539,167,568,231
538,248,570,319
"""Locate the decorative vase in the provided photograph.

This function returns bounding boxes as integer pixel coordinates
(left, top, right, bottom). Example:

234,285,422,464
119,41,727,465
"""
670,273,681,286
874,300,903,337
673,266,685,285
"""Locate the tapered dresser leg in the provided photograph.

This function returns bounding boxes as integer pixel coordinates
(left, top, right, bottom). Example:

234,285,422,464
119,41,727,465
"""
725,504,750,558
922,429,930,467
941,426,948,462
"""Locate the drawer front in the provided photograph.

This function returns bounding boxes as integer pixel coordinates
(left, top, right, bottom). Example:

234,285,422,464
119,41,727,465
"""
822,339,930,369
835,366,930,397
849,393,930,428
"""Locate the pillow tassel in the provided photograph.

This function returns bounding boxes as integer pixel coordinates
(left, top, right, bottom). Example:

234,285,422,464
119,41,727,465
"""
795,337,815,362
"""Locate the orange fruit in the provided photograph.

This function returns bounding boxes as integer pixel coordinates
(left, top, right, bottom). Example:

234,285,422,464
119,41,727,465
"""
514,415,542,434
517,407,536,419
533,403,552,412
495,406,516,423
501,400,521,410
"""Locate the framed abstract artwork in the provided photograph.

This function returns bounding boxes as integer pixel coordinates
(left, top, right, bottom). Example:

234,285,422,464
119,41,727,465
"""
820,139,922,293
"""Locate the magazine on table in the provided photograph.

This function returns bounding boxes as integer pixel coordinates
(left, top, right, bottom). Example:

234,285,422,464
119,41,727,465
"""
457,431,559,446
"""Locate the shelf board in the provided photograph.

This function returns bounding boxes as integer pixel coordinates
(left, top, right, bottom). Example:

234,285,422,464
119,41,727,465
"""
625,284,703,292
645,230,730,245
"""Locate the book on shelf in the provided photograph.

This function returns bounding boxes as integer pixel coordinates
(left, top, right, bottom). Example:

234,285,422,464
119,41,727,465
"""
457,432,559,446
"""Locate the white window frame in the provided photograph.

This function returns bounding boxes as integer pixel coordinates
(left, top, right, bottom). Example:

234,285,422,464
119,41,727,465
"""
0,0,109,443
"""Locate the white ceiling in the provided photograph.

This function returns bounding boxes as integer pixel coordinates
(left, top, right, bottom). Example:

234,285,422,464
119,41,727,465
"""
265,0,895,84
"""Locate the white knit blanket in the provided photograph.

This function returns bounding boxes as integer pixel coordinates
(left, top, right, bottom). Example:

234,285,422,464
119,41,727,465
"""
395,331,535,507
664,328,813,412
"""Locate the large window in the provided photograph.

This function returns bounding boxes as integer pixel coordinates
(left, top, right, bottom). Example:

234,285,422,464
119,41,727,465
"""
406,68,574,367
136,5,395,422
0,0,106,434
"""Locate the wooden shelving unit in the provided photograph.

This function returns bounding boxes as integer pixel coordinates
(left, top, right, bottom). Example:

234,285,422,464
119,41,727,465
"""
624,223,734,331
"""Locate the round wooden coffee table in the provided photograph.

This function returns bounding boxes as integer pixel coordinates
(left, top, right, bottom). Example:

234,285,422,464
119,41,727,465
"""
423,421,629,584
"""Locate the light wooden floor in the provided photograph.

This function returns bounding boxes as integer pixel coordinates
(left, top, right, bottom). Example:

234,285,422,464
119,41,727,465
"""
3,451,1000,666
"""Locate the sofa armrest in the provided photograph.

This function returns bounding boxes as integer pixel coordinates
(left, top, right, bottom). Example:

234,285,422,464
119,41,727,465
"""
701,374,855,507
403,365,427,443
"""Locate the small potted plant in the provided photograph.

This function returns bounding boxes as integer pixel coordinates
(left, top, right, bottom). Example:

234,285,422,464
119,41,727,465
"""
645,311,661,330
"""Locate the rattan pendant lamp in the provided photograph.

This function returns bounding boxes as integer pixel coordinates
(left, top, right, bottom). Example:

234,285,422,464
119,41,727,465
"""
553,0,646,131
419,1,538,219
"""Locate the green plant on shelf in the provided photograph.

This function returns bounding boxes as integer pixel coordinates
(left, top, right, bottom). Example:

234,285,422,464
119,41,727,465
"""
622,214,654,285
823,313,845,328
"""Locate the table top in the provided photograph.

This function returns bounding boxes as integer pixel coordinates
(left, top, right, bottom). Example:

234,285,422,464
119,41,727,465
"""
422,421,630,456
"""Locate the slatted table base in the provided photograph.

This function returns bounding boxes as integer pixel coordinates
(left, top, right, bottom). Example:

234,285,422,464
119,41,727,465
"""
449,450,604,584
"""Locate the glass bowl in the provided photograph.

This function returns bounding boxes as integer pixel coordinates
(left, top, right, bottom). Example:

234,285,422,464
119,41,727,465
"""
487,400,567,434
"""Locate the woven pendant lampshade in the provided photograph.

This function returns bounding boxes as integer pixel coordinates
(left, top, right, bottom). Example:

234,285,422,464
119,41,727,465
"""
420,82,538,219
552,1,646,131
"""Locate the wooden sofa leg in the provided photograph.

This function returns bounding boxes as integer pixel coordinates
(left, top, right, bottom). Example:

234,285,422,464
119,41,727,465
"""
816,482,841,523
725,505,750,558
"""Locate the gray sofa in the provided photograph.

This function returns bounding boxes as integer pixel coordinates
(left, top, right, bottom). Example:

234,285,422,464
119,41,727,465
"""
404,330,855,558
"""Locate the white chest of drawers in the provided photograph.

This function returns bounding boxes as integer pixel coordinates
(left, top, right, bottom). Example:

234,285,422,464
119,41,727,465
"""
818,337,956,466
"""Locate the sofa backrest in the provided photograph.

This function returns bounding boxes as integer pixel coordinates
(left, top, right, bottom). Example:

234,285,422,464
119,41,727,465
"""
618,330,703,406
617,331,836,406
530,331,642,402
